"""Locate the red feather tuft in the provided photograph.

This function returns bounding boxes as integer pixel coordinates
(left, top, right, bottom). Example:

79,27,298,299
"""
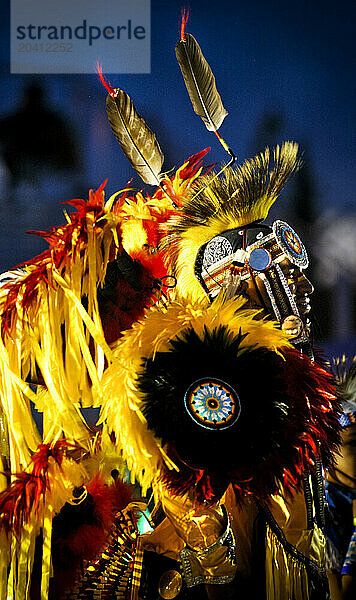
97,64,116,97
180,7,190,41
100,249,169,344
51,477,136,598
53,475,134,561
111,476,135,512
129,249,166,281
178,147,211,180
0,440,72,536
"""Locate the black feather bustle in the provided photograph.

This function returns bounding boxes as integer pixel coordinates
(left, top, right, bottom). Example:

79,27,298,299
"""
138,327,341,504
140,326,286,470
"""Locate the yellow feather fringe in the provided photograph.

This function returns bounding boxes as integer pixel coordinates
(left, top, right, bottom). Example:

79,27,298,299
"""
0,202,121,471
0,454,87,600
0,193,125,599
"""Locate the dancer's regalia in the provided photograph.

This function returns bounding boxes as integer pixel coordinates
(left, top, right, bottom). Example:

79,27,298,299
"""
0,16,340,600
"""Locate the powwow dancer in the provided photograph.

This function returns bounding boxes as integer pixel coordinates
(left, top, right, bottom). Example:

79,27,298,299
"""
0,14,340,600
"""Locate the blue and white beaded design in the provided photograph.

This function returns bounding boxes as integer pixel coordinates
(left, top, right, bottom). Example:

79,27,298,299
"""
339,411,356,428
184,378,240,430
273,220,308,269
341,527,356,576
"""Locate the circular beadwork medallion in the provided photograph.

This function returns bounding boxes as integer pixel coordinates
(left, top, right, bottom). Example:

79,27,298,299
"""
184,378,240,430
248,247,272,271
273,220,308,268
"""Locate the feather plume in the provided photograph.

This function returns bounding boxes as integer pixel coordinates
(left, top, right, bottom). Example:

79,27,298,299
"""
175,33,228,132
106,90,164,185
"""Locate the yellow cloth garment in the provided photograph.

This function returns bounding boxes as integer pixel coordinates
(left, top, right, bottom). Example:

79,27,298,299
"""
142,482,237,586
141,483,325,598
224,484,325,599
157,483,227,551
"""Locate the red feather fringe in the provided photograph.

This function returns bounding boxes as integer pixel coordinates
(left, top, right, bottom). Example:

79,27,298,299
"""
50,475,134,599
0,440,72,536
0,183,111,340
58,475,134,560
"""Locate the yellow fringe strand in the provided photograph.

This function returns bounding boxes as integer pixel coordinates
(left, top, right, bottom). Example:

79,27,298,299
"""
41,505,53,600
265,525,309,600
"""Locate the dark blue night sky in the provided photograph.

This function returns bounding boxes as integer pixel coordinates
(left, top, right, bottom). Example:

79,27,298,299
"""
1,0,354,207
0,0,355,349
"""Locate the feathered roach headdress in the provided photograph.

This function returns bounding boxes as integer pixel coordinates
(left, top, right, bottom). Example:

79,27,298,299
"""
161,142,302,301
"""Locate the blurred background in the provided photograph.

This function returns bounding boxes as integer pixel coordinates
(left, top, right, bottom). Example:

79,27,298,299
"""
0,0,355,357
